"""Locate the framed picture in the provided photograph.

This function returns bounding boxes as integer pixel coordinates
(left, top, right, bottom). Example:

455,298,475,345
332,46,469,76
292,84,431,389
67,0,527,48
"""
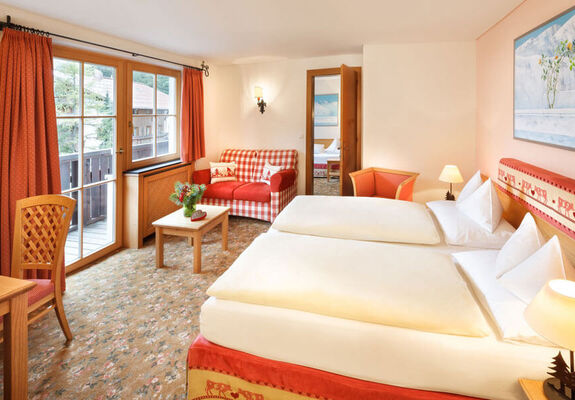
514,6,575,150
314,94,339,126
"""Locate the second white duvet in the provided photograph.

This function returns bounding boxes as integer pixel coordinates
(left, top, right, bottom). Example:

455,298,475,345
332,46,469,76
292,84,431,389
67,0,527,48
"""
207,232,489,337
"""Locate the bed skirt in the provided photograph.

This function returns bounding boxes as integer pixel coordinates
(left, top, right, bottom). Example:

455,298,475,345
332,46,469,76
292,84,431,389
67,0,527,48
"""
187,335,482,400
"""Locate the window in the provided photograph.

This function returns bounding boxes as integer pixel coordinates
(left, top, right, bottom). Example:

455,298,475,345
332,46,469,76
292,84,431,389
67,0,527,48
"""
128,64,180,167
54,56,118,266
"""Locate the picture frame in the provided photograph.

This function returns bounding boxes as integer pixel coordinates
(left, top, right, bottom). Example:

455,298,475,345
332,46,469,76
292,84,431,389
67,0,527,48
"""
514,5,575,151
314,93,339,126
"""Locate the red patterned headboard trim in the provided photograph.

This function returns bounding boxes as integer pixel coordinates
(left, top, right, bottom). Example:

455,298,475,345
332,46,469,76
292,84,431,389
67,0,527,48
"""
497,158,575,239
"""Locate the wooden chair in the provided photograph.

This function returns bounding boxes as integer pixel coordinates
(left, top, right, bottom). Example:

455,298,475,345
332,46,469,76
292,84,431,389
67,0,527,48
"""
349,167,419,201
11,195,76,341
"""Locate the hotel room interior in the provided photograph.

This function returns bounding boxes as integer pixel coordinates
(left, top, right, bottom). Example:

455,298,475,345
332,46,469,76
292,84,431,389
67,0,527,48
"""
1,0,575,399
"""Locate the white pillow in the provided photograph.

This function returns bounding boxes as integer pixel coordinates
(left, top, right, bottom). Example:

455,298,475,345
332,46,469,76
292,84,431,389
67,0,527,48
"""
495,213,544,278
457,170,482,204
454,250,551,346
325,139,339,153
427,200,514,249
210,161,237,183
313,144,325,154
456,179,503,233
259,161,284,185
498,236,567,304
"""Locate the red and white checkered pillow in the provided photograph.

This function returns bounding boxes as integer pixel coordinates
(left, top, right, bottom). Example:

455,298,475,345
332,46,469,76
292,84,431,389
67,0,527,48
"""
252,150,298,181
219,150,257,182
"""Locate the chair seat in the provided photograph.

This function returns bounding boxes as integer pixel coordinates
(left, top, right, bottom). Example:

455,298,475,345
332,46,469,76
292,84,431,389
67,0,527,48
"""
27,279,54,306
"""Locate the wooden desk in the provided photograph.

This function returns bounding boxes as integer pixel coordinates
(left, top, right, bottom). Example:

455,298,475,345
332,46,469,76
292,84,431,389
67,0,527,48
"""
0,276,36,400
153,205,230,273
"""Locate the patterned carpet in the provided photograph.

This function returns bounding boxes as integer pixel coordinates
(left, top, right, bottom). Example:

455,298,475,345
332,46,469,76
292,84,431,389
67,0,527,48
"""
0,216,270,399
313,177,340,196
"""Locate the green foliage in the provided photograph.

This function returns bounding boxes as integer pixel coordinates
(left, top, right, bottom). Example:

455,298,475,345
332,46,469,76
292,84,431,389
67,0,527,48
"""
540,40,575,109
169,181,206,210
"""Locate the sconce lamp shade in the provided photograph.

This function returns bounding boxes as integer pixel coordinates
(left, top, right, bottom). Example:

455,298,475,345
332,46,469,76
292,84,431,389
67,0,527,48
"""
525,279,575,351
439,165,464,184
254,86,263,99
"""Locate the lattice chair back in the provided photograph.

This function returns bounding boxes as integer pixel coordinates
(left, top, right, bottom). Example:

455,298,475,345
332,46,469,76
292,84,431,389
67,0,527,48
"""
11,195,76,289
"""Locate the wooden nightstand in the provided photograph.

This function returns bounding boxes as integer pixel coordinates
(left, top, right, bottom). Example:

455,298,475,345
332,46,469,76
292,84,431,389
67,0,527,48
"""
519,379,545,400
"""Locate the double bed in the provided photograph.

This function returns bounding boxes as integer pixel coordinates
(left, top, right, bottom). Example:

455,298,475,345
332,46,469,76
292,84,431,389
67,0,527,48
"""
187,158,575,400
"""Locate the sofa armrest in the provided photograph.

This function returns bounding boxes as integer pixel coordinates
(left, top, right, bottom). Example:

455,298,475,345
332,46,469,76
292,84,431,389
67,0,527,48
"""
192,168,211,185
349,169,375,197
270,169,296,192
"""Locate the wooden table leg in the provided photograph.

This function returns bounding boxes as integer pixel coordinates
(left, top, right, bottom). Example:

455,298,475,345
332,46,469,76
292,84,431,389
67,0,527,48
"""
155,227,164,268
188,236,193,246
222,213,229,251
193,232,202,273
4,293,28,400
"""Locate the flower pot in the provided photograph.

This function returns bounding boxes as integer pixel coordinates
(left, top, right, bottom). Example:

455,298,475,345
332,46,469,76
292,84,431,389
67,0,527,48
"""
183,204,196,217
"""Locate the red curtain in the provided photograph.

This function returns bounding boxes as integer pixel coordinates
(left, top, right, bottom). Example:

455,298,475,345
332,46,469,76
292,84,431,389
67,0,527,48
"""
0,28,62,282
181,67,205,162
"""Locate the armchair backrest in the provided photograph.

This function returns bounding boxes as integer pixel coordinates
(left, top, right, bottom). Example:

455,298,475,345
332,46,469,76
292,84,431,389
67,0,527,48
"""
350,167,419,201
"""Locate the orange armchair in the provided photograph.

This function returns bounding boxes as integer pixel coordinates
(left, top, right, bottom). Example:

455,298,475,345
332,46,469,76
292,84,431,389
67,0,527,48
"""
349,167,419,201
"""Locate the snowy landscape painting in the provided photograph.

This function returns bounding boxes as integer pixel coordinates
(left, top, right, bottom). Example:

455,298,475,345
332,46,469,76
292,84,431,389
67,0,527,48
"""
514,6,575,150
314,94,338,126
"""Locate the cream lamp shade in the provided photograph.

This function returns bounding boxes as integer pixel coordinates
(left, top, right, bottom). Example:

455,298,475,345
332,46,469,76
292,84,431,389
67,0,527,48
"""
439,165,464,184
525,279,575,350
254,86,263,99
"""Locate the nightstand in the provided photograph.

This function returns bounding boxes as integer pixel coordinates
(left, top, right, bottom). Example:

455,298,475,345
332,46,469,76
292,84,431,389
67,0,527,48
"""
519,379,545,400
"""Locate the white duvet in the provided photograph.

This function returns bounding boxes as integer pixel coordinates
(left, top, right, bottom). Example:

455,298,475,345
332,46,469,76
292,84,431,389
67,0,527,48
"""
207,232,489,337
272,195,441,245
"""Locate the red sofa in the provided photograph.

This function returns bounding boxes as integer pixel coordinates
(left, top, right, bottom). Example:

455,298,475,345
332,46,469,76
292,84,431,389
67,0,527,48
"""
193,149,298,222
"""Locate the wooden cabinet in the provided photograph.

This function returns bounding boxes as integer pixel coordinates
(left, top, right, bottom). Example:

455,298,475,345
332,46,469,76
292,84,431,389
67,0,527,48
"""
123,162,192,248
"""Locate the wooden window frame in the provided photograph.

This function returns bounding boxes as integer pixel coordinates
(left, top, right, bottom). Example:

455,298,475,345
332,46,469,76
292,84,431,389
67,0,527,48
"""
127,62,182,170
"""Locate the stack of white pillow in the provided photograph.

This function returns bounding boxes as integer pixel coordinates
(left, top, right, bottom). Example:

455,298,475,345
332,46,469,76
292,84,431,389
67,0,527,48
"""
451,171,571,345
427,171,515,248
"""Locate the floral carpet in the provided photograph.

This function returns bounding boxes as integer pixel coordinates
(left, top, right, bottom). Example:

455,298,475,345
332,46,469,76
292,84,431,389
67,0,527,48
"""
0,216,270,399
313,177,340,196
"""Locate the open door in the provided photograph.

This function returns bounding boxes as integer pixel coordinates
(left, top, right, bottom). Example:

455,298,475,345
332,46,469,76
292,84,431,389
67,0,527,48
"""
339,64,359,196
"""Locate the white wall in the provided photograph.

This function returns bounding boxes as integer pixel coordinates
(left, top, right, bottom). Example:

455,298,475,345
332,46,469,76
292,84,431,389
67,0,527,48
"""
362,42,477,202
202,54,362,194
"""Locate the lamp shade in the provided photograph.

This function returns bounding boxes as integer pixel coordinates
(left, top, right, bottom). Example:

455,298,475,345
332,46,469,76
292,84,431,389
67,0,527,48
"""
525,279,575,350
254,86,263,99
439,165,464,183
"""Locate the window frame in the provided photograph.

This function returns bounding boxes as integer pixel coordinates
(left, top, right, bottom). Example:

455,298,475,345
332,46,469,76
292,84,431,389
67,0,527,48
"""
127,62,181,169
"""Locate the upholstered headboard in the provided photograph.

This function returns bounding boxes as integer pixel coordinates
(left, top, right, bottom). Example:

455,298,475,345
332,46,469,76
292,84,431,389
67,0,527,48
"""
495,158,575,265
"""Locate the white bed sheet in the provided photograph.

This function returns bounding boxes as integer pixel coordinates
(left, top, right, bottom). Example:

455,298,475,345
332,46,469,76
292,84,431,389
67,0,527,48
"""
200,296,561,400
313,152,339,165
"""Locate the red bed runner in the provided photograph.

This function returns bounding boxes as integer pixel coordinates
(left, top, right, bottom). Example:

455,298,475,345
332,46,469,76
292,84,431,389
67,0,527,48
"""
187,335,482,400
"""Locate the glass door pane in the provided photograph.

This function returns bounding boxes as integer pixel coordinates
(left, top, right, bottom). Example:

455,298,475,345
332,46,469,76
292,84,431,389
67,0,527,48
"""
55,58,119,267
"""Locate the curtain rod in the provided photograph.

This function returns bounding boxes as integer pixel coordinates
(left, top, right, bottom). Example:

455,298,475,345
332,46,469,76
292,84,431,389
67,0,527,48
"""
0,15,210,77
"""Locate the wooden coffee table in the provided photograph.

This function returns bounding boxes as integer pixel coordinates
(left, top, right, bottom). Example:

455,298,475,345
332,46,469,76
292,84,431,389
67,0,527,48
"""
326,159,340,182
152,205,230,273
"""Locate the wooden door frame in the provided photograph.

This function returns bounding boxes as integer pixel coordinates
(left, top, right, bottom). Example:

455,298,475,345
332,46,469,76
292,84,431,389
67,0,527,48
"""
305,67,362,195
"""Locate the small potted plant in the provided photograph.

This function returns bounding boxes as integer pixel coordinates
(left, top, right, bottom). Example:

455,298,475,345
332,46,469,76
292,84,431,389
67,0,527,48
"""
169,181,206,217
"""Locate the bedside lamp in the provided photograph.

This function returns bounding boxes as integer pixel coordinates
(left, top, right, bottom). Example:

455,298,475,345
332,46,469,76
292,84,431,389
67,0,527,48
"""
439,165,463,201
525,280,575,400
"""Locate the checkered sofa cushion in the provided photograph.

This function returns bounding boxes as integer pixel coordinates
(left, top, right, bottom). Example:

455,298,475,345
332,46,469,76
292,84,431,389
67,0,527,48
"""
219,149,257,182
252,149,298,182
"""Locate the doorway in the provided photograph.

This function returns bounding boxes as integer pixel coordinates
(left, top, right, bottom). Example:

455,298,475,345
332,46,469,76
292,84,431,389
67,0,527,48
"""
306,65,361,196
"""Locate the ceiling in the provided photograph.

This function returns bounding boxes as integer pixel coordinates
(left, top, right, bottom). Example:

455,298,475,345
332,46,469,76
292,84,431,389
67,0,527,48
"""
1,0,523,64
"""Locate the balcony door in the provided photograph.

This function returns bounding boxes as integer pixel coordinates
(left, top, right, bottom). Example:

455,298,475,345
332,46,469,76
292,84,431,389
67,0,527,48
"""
54,50,124,271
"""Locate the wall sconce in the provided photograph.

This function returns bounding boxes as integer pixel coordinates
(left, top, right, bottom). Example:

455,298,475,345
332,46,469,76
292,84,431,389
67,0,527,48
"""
254,86,267,114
